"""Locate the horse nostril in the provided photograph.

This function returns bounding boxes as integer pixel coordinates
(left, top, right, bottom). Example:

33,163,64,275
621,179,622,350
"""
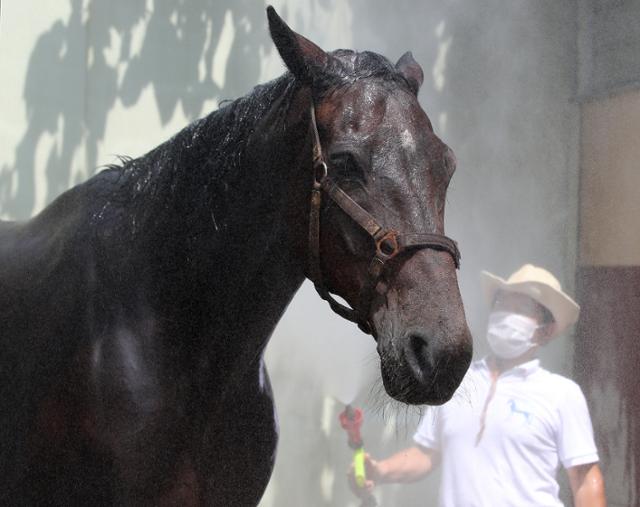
407,333,434,381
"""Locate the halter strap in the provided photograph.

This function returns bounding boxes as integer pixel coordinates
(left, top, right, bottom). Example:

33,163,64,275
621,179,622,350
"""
307,103,460,334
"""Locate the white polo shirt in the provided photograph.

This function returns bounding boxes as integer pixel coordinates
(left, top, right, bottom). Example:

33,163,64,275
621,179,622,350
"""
413,358,599,507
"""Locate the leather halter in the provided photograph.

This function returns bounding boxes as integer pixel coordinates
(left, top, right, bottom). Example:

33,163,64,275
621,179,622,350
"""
307,104,461,335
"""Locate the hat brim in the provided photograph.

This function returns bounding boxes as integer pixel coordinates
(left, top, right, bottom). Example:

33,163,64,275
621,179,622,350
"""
480,271,580,338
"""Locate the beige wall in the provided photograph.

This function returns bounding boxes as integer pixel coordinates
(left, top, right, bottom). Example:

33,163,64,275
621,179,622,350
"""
580,89,640,266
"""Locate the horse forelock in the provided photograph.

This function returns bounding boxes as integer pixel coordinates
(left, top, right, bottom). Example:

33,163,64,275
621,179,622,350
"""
319,49,414,94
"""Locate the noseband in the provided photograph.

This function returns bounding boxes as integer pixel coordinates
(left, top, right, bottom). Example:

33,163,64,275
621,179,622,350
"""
307,104,461,335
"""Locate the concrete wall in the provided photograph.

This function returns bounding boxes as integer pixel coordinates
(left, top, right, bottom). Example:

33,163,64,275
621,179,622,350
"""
1,1,582,506
578,0,640,99
269,2,583,505
576,3,640,504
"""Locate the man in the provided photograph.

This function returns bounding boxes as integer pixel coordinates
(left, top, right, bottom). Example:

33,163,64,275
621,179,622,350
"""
350,264,606,506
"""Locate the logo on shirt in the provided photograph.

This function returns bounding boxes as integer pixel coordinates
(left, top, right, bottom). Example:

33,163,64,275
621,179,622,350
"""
507,399,532,425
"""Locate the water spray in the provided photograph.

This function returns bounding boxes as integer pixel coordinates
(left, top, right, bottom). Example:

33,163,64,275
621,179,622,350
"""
339,404,378,507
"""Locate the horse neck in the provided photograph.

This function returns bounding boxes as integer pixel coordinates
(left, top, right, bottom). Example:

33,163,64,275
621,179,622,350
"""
140,77,314,366
197,83,317,386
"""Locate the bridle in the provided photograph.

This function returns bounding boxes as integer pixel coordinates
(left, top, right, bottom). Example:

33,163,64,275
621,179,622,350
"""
307,103,461,335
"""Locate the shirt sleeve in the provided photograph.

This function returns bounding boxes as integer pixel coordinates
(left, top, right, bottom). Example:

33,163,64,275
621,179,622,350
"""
557,380,599,469
413,407,442,451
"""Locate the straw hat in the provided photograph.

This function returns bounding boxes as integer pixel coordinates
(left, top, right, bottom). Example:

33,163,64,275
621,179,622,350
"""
480,264,580,338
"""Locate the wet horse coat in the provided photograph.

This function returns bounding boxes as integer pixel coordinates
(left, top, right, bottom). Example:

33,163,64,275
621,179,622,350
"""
0,8,471,506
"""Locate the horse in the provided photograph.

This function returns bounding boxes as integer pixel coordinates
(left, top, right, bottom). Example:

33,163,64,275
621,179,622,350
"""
0,7,472,506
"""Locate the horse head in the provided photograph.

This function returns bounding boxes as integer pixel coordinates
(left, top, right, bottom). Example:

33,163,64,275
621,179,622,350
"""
268,7,472,405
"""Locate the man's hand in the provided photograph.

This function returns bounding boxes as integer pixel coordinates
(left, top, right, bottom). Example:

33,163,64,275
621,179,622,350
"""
347,445,439,500
347,453,382,498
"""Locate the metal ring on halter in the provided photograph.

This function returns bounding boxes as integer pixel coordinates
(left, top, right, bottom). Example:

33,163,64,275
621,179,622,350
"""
314,160,328,185
375,231,400,259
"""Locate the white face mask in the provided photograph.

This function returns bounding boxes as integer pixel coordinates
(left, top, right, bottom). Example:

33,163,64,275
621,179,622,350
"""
486,311,541,359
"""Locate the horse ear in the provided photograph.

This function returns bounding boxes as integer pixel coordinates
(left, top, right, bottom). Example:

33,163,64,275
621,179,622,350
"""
267,6,329,84
395,51,424,95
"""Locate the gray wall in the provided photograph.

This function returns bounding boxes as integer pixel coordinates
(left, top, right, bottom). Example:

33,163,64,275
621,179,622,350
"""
270,2,582,505
578,0,640,99
1,1,583,506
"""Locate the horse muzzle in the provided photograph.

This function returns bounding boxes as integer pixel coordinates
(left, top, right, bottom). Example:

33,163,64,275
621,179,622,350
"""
377,327,472,405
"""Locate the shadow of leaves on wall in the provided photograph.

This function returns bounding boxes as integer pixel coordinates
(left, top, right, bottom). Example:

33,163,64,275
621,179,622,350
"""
0,0,267,220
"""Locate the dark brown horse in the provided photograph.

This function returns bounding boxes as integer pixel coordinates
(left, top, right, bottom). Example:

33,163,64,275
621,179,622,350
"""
0,7,471,506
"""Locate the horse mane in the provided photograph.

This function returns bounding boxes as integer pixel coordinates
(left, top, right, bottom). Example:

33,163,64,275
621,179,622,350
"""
88,49,410,247
89,74,299,243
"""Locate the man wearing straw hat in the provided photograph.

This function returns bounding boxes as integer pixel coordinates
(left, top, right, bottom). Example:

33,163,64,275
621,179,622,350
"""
349,264,606,506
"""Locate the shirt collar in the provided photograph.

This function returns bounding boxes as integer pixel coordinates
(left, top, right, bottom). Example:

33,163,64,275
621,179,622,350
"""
476,356,540,378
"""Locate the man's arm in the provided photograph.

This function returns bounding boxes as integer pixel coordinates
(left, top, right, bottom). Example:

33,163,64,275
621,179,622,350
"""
374,445,440,484
567,463,606,507
348,445,440,497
